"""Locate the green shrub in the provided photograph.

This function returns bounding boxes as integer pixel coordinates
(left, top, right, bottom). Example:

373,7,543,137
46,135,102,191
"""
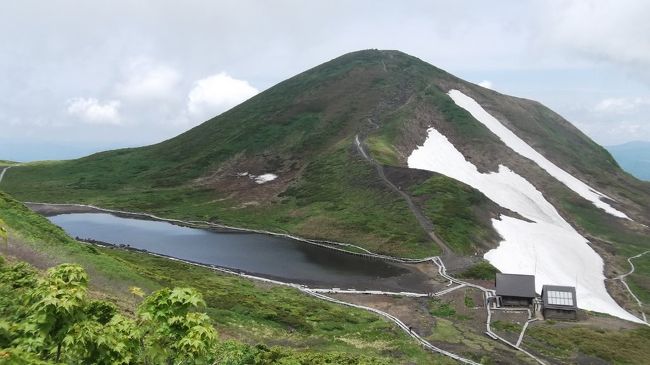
457,261,499,280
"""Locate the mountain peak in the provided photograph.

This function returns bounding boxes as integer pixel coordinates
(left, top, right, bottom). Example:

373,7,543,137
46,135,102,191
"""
308,49,445,81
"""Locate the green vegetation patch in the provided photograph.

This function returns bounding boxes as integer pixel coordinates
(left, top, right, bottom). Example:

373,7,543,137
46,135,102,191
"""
366,135,400,166
428,298,456,317
457,260,500,281
464,294,475,308
491,320,522,333
410,175,496,254
280,145,434,257
423,86,498,142
525,323,650,364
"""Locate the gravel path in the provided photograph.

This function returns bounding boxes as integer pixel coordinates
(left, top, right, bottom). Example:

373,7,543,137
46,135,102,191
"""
615,250,650,323
354,133,452,256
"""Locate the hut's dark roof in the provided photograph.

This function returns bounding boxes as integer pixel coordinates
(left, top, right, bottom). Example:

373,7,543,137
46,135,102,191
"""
495,273,536,298
542,285,577,310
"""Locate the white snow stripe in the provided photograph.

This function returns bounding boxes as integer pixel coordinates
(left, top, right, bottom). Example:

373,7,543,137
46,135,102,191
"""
407,127,642,323
447,89,629,220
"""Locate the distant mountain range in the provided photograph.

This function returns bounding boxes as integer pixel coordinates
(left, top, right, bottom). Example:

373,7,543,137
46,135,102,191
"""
607,141,650,181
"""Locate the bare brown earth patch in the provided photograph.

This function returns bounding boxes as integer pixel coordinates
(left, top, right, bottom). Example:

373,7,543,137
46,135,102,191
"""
193,153,302,205
382,165,432,189
26,203,101,216
3,234,58,270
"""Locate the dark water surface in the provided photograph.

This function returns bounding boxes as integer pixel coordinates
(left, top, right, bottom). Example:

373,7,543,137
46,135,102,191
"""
48,213,432,291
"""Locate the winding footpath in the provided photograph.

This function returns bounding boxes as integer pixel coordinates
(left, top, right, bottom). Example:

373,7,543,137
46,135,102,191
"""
431,257,546,365
354,132,452,256
615,250,650,323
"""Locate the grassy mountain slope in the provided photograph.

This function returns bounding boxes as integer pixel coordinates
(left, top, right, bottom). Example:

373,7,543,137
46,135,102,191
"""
1,50,485,257
2,50,650,266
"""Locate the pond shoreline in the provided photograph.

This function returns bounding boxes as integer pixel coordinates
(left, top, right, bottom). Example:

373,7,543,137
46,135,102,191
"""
26,201,433,264
35,204,439,292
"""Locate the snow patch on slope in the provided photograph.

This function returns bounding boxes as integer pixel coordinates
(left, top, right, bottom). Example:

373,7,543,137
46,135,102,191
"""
237,172,278,184
254,173,278,184
447,90,628,219
408,127,641,323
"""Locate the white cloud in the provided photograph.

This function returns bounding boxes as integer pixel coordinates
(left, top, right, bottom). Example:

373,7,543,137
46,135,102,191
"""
187,72,258,120
4,1,650,160
594,97,650,113
115,58,181,101
66,97,121,124
478,80,493,89
533,0,650,80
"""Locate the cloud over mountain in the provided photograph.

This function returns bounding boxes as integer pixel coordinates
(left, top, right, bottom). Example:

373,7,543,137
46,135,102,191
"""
187,72,258,120
115,58,181,102
66,97,121,124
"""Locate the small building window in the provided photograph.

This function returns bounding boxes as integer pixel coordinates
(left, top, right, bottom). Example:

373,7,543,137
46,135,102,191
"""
547,290,573,306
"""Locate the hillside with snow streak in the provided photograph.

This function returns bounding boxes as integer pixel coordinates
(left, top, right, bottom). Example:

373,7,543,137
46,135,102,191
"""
407,94,641,323
447,90,628,219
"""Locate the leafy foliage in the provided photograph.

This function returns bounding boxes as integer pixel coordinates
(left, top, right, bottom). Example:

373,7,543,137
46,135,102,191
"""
0,259,395,364
138,287,217,364
129,286,145,299
22,264,89,361
0,262,219,364
63,315,139,365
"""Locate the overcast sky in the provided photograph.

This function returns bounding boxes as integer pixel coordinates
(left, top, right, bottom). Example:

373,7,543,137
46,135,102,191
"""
1,0,649,161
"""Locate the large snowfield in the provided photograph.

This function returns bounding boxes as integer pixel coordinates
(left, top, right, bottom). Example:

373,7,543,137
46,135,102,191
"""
407,90,641,323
